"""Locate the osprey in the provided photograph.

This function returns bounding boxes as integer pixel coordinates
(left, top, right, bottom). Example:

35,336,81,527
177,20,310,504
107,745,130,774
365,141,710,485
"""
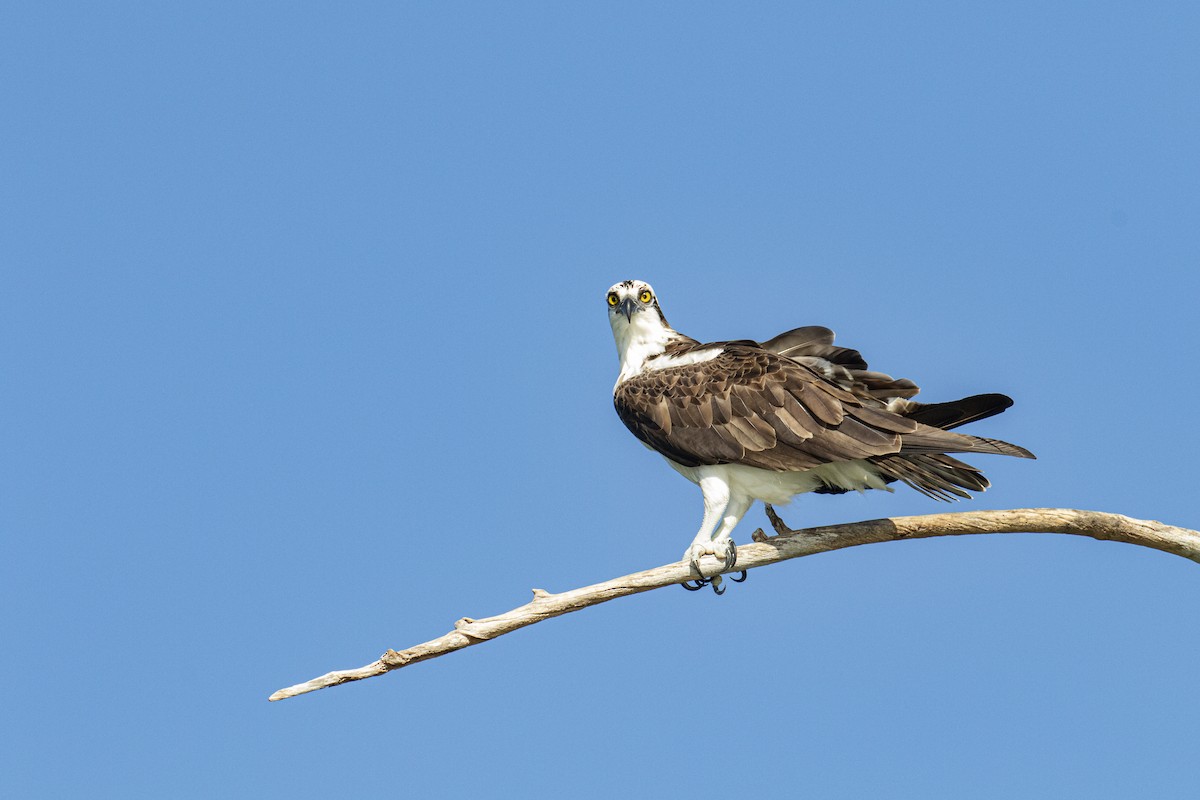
606,279,1035,593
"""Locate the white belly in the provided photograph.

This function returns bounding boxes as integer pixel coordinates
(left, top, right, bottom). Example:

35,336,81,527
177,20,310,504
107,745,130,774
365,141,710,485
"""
665,459,891,505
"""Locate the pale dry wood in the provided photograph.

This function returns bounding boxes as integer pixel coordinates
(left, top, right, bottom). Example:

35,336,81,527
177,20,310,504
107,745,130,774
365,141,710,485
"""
269,508,1200,701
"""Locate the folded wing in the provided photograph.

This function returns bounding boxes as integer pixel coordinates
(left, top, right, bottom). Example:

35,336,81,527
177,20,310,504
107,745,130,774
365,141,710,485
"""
614,342,1032,498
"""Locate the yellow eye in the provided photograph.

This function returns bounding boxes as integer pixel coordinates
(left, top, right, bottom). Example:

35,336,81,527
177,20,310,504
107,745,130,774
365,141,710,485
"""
639,289,653,303
607,292,619,306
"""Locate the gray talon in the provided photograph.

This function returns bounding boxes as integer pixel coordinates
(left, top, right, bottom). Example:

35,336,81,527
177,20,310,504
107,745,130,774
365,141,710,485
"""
724,541,738,571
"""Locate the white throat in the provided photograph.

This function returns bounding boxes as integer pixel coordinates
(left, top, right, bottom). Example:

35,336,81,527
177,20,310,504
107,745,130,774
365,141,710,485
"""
611,311,675,385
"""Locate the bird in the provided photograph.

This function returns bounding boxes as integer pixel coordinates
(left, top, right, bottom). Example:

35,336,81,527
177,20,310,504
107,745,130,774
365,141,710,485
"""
605,279,1035,593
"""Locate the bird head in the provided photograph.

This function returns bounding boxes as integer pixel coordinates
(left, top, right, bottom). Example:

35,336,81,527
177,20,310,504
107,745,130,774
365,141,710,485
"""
605,279,667,327
605,280,688,380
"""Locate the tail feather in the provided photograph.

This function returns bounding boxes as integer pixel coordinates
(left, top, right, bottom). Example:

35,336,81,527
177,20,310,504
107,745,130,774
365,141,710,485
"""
758,324,1035,501
895,393,1014,431
820,393,1035,501
871,453,991,501
899,427,1036,460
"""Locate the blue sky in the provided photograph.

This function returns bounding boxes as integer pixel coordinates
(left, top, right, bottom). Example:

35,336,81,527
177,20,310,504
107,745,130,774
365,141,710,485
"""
3,3,1199,797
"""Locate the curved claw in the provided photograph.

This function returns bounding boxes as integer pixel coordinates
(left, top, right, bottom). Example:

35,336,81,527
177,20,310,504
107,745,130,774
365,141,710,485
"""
681,573,742,594
723,543,738,571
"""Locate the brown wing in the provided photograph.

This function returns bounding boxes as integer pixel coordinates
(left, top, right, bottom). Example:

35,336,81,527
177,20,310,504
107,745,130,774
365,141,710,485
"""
613,345,917,471
758,326,866,369
614,344,1034,475
758,326,919,401
758,328,1023,440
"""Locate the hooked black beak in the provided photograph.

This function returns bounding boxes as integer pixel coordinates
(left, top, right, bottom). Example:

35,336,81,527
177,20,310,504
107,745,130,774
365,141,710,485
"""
617,297,636,322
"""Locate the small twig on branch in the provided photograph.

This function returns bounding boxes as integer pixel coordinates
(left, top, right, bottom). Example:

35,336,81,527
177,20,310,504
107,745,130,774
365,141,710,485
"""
269,508,1199,702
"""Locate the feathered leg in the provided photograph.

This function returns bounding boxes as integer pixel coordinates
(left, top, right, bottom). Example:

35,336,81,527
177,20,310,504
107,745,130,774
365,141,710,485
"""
711,493,752,569
681,476,751,594
683,474,729,578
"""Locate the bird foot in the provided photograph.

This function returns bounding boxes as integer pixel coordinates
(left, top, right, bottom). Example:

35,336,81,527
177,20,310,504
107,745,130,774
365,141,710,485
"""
681,574,724,594
680,539,746,595
764,504,800,537
680,571,749,595
685,538,739,575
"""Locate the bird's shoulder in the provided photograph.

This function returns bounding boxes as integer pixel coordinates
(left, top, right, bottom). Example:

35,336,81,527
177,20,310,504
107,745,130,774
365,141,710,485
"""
618,340,845,399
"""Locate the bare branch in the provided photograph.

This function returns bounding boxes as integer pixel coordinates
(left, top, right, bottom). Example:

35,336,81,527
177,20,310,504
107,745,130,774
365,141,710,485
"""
269,508,1200,701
